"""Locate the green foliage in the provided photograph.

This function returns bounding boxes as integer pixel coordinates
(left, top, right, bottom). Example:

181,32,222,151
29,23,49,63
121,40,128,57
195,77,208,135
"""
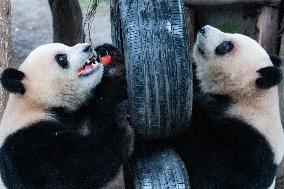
219,23,240,33
79,0,90,4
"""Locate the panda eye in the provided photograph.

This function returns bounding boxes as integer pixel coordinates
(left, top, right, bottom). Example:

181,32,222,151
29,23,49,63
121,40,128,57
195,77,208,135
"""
55,54,69,69
215,41,234,55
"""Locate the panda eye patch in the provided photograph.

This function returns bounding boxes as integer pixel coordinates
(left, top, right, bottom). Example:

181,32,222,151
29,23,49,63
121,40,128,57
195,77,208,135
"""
215,41,234,55
55,54,69,69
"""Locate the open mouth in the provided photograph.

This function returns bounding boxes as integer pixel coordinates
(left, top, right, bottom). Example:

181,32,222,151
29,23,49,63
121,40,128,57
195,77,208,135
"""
77,55,99,77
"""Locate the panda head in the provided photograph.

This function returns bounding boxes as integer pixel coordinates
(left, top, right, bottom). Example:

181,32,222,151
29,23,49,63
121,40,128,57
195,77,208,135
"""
193,25,282,98
1,43,104,111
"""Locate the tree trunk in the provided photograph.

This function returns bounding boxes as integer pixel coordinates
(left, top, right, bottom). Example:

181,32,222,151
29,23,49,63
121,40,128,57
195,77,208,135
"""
256,6,279,54
0,0,11,120
48,0,83,46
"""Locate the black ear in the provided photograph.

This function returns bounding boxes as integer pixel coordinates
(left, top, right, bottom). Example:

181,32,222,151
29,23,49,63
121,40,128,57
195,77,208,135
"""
256,66,282,89
269,54,282,67
1,68,26,94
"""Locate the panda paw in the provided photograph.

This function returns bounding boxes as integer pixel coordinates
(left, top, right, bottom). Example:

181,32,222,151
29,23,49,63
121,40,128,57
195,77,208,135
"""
95,43,124,66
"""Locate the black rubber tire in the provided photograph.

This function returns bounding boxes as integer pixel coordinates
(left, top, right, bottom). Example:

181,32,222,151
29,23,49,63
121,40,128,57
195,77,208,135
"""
125,146,191,189
111,0,193,140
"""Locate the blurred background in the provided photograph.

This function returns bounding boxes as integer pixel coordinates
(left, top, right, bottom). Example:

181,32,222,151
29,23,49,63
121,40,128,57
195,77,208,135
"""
10,0,111,68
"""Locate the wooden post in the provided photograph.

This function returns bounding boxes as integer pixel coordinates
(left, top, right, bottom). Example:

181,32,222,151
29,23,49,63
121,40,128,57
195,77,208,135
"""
256,6,279,53
184,0,281,6
184,6,195,50
48,0,83,46
0,0,11,120
277,12,284,180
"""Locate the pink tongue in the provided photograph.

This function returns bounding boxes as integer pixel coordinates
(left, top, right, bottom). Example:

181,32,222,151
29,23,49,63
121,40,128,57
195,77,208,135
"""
82,64,93,75
85,64,93,71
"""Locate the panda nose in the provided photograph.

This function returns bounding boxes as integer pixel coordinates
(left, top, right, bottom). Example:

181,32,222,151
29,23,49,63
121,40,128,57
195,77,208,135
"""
199,26,206,35
83,45,92,52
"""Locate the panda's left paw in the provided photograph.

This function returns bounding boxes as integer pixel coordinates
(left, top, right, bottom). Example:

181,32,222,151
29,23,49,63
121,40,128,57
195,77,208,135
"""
256,66,282,89
95,44,125,78
95,44,123,65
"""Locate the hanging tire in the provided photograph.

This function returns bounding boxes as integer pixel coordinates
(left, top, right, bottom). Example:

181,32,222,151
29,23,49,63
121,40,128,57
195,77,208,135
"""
111,0,193,140
125,146,191,189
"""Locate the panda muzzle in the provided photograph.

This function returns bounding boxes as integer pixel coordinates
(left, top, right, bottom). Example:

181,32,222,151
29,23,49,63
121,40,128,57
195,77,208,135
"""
77,55,99,77
77,53,113,77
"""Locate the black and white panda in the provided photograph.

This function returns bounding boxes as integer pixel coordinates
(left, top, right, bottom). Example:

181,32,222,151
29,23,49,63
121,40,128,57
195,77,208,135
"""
177,25,284,189
0,43,133,189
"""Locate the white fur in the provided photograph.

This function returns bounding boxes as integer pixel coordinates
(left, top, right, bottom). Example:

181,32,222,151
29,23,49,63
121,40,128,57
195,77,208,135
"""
19,43,104,111
193,25,284,166
0,94,50,147
0,176,7,189
268,178,275,189
0,43,104,148
228,88,284,165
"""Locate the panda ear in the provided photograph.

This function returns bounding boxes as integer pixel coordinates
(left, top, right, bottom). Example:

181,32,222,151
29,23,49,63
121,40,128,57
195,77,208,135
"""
269,54,282,67
1,68,26,94
256,66,282,89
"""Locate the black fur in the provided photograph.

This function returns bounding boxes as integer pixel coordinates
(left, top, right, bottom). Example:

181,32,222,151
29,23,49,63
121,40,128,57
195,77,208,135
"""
95,43,126,79
55,54,69,69
256,66,282,89
0,44,133,189
1,68,26,94
215,41,234,55
269,54,282,67
95,44,123,65
176,93,277,189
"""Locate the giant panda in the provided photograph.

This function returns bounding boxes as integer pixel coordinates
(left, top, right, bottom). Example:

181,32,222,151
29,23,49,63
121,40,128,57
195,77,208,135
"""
0,43,133,189
177,25,284,189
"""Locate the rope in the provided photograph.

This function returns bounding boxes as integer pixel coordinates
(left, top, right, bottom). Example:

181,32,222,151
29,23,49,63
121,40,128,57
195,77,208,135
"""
83,0,100,45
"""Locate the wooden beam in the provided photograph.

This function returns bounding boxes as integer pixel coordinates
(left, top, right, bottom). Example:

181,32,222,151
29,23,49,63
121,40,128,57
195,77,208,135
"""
277,10,284,179
48,0,83,46
185,0,281,6
0,0,11,120
256,6,279,54
185,6,195,50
